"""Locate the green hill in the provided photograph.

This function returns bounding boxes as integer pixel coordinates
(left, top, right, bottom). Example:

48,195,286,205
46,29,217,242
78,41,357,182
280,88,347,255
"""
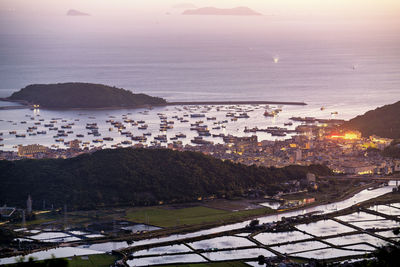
341,100,400,139
0,148,331,209
8,83,166,109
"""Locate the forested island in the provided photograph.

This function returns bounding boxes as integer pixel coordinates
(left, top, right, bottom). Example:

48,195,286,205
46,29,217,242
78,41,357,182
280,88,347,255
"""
341,100,400,139
7,83,166,109
0,148,331,209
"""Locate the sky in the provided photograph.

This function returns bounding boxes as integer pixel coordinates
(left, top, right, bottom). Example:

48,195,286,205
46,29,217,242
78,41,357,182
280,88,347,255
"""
0,0,399,19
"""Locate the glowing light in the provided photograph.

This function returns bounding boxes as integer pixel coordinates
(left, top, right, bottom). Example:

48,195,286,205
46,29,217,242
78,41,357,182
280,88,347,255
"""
358,170,373,175
330,131,361,140
273,55,279,63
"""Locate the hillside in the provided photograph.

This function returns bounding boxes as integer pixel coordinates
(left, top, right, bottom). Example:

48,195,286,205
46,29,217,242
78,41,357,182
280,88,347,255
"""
7,83,166,109
341,100,400,139
382,140,400,159
183,7,262,16
0,148,331,209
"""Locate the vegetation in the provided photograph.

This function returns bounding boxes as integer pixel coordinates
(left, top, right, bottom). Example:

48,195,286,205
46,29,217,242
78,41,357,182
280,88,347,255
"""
8,83,166,108
0,148,331,209
125,206,272,228
382,139,400,158
4,254,116,267
8,256,68,267
66,254,118,267
341,100,400,139
352,229,400,267
0,228,16,245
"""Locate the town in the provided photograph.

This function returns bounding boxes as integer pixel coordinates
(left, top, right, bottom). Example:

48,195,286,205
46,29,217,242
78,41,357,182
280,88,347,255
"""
3,124,398,177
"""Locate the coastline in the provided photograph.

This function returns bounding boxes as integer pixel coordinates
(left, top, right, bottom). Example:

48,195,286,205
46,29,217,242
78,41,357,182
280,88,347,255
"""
0,98,307,111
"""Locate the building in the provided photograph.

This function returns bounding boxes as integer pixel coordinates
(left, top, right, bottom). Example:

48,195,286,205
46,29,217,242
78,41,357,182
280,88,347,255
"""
294,149,302,162
342,163,375,175
69,139,80,150
18,144,48,157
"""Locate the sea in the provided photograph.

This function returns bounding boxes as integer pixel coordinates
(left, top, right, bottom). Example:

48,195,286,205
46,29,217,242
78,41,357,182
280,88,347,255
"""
0,14,399,151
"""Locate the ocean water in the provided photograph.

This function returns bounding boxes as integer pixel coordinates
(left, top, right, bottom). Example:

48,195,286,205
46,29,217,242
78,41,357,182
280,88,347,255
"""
0,15,399,150
0,15,399,108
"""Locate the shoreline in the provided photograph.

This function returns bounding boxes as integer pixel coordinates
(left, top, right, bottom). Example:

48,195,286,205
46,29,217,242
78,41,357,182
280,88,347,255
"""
0,98,307,111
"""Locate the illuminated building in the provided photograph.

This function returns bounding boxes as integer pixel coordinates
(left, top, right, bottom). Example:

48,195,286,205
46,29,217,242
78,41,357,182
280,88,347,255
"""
330,131,361,140
69,139,80,149
18,144,48,157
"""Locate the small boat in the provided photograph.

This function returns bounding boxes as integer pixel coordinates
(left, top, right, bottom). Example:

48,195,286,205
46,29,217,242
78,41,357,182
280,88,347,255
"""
264,110,276,117
176,133,186,138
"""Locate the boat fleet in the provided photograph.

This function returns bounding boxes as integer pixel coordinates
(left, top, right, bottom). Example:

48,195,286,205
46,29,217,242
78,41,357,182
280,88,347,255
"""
0,103,340,150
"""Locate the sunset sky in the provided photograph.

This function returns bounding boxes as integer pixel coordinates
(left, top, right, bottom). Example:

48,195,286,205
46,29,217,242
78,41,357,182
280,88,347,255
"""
1,0,399,19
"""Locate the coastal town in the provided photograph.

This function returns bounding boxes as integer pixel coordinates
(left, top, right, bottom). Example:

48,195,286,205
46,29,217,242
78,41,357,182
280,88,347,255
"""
1,104,398,177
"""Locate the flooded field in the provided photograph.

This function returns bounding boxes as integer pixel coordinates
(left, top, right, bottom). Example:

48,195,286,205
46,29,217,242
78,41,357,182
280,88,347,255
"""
254,231,313,245
3,185,399,266
189,236,255,250
202,248,275,261
78,241,129,252
132,244,192,256
271,240,328,254
336,211,386,222
323,233,387,247
291,247,368,259
121,224,161,233
295,220,355,237
127,253,206,266
0,247,104,265
349,219,400,230
369,205,400,216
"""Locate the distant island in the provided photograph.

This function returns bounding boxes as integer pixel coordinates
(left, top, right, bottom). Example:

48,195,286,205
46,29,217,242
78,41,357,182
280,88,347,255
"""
7,83,166,109
66,9,90,16
0,148,331,209
182,6,262,16
341,100,400,139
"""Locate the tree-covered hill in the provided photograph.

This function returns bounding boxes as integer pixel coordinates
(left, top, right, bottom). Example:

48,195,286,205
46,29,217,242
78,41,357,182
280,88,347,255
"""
382,140,400,159
341,100,400,139
0,148,331,209
7,83,166,108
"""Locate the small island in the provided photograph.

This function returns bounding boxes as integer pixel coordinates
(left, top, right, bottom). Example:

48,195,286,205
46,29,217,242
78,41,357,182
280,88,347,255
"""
7,83,167,109
182,6,262,16
66,9,90,16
